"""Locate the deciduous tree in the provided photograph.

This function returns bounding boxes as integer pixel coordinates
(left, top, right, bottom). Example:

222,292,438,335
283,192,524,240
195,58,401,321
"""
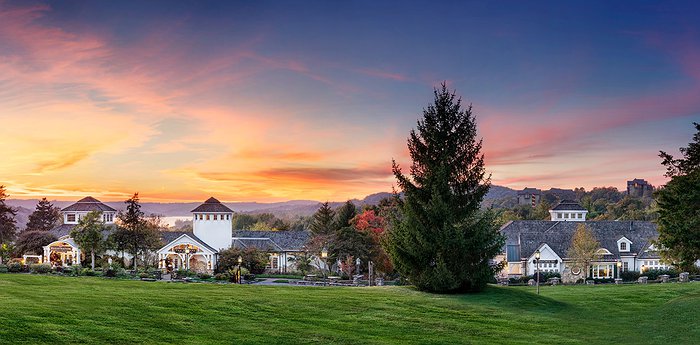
14,230,57,255
567,224,601,279
386,83,505,293
70,211,108,270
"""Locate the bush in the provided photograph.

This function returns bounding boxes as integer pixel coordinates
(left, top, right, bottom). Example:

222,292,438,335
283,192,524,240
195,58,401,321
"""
8,262,22,273
644,268,678,280
175,269,196,279
197,273,212,280
214,273,230,281
243,273,256,281
80,268,98,276
519,272,561,283
139,272,151,279
30,264,51,274
217,247,268,274
620,271,640,282
0,264,7,273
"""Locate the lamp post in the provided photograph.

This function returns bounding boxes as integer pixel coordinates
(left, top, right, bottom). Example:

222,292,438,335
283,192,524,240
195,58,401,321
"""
237,255,242,284
321,247,328,285
535,250,541,295
184,247,190,271
617,260,622,279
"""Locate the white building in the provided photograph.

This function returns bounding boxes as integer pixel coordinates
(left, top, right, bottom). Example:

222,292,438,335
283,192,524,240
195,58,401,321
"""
156,197,310,273
44,197,117,266
548,199,588,221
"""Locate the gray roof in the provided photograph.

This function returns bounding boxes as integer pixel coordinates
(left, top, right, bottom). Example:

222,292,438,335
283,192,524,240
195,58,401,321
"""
49,223,115,240
551,200,587,211
159,231,218,253
517,188,541,195
62,196,116,212
191,197,234,213
232,230,310,252
500,220,660,261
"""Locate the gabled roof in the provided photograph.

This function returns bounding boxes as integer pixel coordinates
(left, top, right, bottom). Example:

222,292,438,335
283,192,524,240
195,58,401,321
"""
62,196,116,212
501,220,660,261
191,197,234,213
232,230,310,252
157,231,218,253
551,200,587,211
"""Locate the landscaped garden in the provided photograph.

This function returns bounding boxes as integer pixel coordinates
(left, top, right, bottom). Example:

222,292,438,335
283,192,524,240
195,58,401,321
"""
1,274,698,344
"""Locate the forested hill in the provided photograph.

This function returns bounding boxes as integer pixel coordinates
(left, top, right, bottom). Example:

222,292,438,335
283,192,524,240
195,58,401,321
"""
7,187,518,229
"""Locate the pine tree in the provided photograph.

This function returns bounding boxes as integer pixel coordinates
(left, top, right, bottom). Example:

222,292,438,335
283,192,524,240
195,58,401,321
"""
25,198,62,232
334,201,357,229
310,202,335,236
0,186,18,245
70,211,108,270
386,84,504,293
656,123,700,269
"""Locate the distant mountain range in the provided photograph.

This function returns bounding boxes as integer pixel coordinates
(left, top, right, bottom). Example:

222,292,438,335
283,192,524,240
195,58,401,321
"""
7,186,521,230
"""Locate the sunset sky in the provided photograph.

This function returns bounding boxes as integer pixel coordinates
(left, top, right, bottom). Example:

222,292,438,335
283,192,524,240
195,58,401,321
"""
1,0,698,202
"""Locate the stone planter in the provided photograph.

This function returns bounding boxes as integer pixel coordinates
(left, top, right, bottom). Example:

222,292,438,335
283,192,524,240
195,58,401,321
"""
528,279,536,286
586,280,595,285
638,276,648,284
549,277,560,286
659,274,670,283
679,272,690,283
375,277,384,286
614,278,623,284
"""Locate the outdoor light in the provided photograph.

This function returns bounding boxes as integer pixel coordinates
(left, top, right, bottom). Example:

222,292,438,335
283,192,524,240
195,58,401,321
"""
321,247,328,259
237,256,242,264
534,250,541,295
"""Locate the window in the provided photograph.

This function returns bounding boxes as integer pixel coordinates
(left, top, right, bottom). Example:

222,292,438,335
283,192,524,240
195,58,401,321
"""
226,214,230,220
557,213,563,219
67,214,76,222
620,242,627,251
271,256,279,270
577,213,582,219
206,214,210,220
213,214,218,220
592,264,613,279
564,213,569,219
623,262,629,272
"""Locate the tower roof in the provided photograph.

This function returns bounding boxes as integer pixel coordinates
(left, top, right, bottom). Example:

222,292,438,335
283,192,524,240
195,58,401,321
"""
62,196,116,212
191,197,234,213
551,200,587,211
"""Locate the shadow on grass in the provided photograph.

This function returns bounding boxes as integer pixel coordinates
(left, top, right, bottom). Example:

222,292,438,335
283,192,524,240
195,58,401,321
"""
448,285,570,312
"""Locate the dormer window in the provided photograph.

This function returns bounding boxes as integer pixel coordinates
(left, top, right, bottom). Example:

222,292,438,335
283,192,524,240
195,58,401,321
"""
617,237,632,253
67,214,76,222
620,242,627,251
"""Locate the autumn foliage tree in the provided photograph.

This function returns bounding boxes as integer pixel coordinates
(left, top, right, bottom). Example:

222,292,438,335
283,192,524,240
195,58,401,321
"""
567,224,601,279
386,84,504,293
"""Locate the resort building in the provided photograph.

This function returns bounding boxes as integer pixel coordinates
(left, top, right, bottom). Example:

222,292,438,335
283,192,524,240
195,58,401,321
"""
500,200,668,283
156,197,310,273
44,197,117,267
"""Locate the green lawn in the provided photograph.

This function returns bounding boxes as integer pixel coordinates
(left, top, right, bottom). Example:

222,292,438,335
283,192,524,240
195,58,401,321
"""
1,274,698,344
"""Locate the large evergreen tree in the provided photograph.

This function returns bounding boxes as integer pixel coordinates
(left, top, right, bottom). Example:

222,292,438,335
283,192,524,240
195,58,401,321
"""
656,123,700,269
310,202,335,236
25,198,62,232
0,186,18,245
334,201,357,230
71,211,107,270
386,84,504,293
14,231,57,255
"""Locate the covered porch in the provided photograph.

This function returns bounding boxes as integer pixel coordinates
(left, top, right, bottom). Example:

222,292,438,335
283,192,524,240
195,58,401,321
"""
43,238,81,267
157,234,217,274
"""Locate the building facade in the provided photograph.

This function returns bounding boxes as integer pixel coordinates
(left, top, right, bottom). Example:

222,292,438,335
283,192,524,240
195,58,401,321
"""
500,200,668,283
627,178,654,198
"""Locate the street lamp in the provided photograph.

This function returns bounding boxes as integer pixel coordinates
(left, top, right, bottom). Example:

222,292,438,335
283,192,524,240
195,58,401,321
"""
535,250,541,295
617,260,622,280
237,255,243,284
321,247,328,285
184,247,190,271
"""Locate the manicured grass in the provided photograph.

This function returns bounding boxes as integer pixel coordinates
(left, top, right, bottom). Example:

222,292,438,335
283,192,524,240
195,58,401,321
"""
0,274,698,344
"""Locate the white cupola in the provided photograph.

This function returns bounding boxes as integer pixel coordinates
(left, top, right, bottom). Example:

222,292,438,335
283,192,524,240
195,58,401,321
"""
191,197,234,251
549,200,588,222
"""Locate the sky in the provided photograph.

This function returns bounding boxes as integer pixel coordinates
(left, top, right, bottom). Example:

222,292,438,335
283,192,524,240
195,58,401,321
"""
0,0,698,202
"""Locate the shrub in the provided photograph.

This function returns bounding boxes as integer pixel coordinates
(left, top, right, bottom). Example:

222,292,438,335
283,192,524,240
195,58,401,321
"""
80,268,98,276
197,273,212,280
217,247,268,274
214,273,230,281
139,272,151,279
243,273,256,281
0,264,7,273
175,269,196,279
643,268,678,280
8,262,22,273
30,264,51,274
620,271,640,282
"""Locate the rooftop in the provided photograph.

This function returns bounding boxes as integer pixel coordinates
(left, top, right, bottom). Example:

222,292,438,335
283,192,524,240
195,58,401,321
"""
191,197,234,213
62,196,116,212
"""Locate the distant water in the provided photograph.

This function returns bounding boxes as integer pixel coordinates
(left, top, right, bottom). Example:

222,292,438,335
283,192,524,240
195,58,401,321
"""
161,216,192,227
